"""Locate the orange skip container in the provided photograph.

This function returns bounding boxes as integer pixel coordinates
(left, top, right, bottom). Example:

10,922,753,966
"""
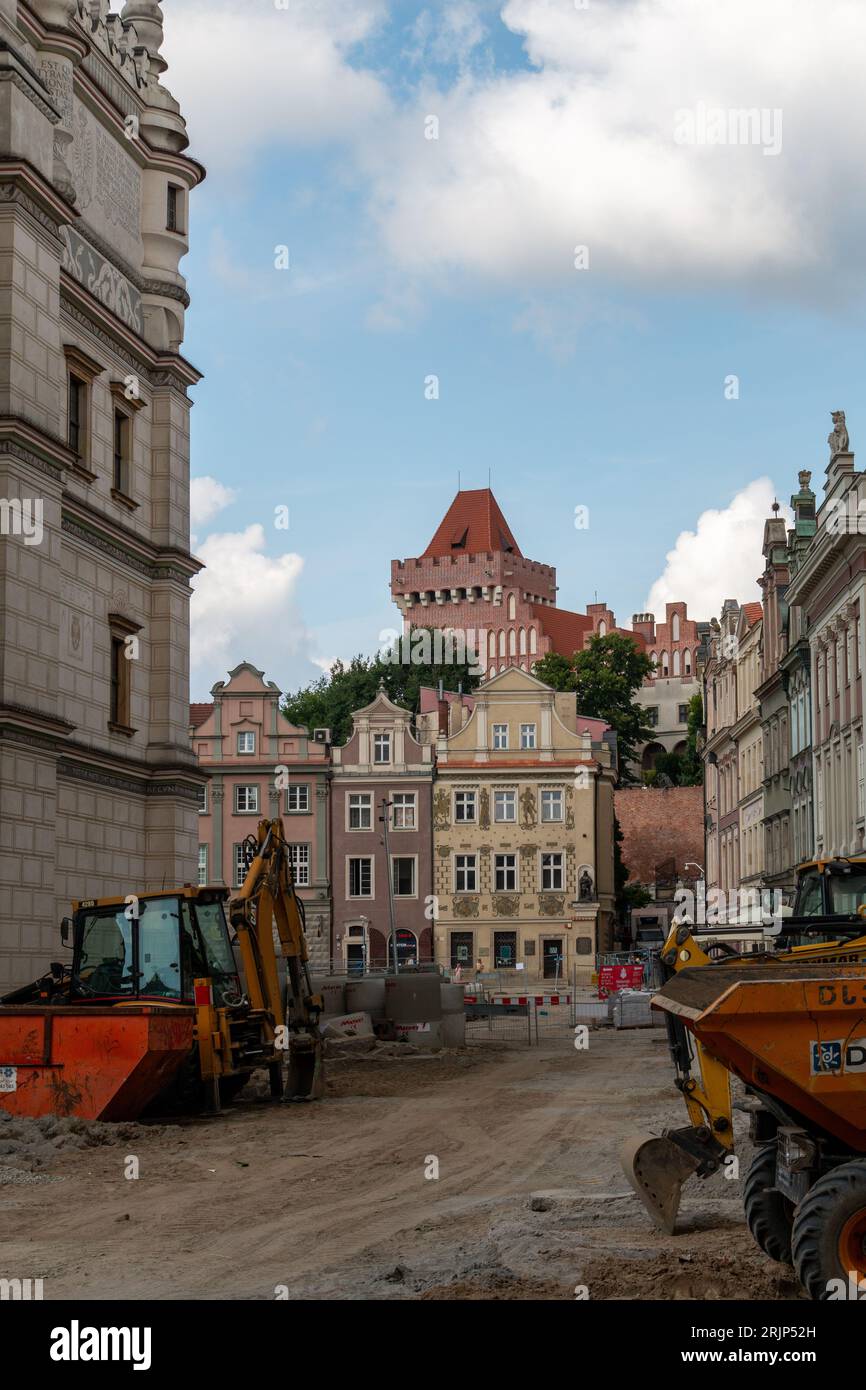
0,1005,194,1120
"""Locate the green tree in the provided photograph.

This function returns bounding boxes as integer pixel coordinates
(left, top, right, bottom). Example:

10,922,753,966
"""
281,629,483,745
534,632,654,781
643,694,704,787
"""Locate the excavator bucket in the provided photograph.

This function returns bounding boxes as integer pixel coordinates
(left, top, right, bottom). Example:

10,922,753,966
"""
284,1032,324,1102
621,1132,704,1234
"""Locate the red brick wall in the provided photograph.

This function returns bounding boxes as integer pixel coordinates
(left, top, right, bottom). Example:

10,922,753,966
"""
615,785,704,886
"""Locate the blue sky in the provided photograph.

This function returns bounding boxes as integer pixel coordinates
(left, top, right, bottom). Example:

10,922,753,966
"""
163,1,866,699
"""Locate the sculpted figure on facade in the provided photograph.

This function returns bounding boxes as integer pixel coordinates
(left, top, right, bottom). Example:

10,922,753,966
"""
828,410,849,458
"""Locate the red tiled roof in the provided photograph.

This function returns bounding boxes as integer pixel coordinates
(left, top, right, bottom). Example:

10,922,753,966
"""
423,489,522,559
531,604,592,656
418,686,476,714
742,602,763,626
189,703,213,728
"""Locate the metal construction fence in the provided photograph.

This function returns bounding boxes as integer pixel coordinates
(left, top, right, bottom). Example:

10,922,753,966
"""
463,991,578,1045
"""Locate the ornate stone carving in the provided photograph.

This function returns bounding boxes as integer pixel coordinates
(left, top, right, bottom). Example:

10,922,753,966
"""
453,896,479,919
578,866,595,902
520,787,536,827
564,785,575,829
492,894,520,918
828,410,850,458
61,226,142,333
433,788,450,830
538,893,565,917
479,787,490,829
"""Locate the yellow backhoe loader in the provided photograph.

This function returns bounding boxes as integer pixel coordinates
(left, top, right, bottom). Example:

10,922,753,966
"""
623,857,866,1254
0,818,323,1119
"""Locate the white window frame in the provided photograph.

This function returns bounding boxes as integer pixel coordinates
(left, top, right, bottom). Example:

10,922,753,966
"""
197,782,208,815
541,789,563,823
286,783,311,814
492,723,508,750
347,792,372,831
197,843,208,886
234,843,248,888
520,723,536,750
289,842,310,887
454,790,477,823
391,854,417,898
237,731,255,755
454,854,477,893
391,792,417,831
540,851,564,891
494,789,516,823
494,852,518,892
347,855,374,898
235,784,259,814
373,732,391,764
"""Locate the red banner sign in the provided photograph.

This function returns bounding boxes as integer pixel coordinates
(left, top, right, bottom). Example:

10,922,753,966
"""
598,964,644,999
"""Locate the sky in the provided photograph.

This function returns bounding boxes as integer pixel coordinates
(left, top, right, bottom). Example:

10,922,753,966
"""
162,0,866,700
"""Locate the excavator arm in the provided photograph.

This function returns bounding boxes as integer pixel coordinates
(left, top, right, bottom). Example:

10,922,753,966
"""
228,818,324,1101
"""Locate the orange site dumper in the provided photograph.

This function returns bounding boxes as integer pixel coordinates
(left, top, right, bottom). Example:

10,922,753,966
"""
633,960,866,1299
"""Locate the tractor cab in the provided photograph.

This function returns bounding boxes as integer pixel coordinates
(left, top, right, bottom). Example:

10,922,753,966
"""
70,888,242,1007
776,857,866,949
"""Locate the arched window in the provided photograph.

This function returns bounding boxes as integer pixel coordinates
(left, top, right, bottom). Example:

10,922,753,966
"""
507,593,516,620
498,630,506,657
598,619,606,637
661,649,669,676
672,612,680,642
683,648,691,675
519,628,526,655
509,629,516,656
529,628,537,654
673,649,681,676
488,630,496,658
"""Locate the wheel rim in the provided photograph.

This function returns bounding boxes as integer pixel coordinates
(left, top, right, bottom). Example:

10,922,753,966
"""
839,1209,866,1276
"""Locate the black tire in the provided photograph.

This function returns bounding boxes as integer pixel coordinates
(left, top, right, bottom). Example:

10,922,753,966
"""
744,1145,794,1264
792,1159,866,1300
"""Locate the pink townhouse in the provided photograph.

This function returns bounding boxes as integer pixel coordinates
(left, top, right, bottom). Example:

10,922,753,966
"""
190,661,331,970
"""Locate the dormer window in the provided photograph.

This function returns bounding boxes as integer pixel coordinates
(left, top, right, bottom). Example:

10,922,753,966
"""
373,732,391,764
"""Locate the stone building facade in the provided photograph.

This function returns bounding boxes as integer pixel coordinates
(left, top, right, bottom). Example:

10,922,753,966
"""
781,471,817,870
0,1,204,993
786,438,866,860
330,684,434,972
703,600,741,894
735,603,764,892
189,663,331,971
428,667,616,984
756,507,792,895
632,602,708,774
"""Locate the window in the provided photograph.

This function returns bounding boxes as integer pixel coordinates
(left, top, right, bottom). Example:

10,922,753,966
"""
68,374,85,455
454,854,477,892
235,784,259,813
167,183,180,232
197,844,208,887
286,784,310,813
520,723,536,750
678,704,689,724
113,409,130,495
237,731,255,755
454,790,476,823
541,789,563,823
110,634,130,729
234,843,248,888
373,732,391,764
672,612,680,642
197,783,208,815
289,843,310,887
494,790,516,822
392,857,416,896
348,857,373,897
492,723,508,749
541,852,564,891
392,792,416,830
348,793,372,830
494,853,517,892
645,706,659,727
451,931,474,967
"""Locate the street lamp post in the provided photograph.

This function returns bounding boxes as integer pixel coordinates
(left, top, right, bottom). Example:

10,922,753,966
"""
380,798,399,975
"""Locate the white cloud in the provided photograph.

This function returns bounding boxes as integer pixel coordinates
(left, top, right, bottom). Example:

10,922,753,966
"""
163,0,389,169
190,475,236,529
190,525,311,694
645,478,792,620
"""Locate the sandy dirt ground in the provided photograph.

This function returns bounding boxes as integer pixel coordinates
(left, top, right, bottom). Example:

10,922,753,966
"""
0,1027,805,1301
